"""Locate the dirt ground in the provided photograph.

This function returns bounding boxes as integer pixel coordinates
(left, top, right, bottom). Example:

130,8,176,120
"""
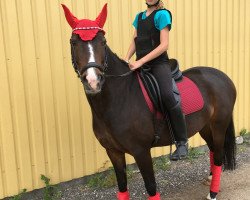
162,137,250,200
5,136,250,200
163,160,250,200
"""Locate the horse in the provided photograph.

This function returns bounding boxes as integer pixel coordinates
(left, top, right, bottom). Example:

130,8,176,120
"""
62,4,236,200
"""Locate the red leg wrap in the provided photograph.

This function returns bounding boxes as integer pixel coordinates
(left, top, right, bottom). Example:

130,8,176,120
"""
117,191,130,200
210,151,214,173
210,165,222,193
148,192,161,200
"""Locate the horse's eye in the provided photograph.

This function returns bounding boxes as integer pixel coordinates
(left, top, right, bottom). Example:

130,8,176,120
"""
70,39,77,46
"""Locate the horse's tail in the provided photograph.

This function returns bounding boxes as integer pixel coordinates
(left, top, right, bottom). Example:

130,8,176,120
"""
223,115,236,170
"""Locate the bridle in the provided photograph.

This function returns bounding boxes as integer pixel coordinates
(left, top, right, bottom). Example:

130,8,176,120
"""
70,32,133,81
70,39,108,79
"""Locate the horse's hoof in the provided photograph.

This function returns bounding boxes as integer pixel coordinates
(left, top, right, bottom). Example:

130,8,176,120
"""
206,193,216,200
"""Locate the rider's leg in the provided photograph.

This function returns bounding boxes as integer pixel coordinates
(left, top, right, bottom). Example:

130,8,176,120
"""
151,63,188,160
168,101,188,160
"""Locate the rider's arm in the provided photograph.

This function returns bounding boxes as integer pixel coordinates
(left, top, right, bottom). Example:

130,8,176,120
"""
124,30,137,63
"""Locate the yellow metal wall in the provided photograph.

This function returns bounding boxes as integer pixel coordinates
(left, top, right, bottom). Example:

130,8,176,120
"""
0,0,249,198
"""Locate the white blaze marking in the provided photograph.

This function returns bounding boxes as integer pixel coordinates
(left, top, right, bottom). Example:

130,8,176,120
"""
88,43,95,62
86,43,98,90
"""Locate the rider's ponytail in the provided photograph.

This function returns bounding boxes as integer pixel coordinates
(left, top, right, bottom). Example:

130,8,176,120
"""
156,0,165,10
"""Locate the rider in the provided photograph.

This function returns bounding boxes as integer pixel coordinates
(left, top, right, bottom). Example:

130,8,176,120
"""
124,0,188,160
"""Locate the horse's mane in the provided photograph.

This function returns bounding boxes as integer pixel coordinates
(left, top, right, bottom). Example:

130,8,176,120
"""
106,46,129,67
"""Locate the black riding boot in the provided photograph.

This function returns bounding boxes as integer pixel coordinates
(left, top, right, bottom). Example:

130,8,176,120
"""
168,102,188,161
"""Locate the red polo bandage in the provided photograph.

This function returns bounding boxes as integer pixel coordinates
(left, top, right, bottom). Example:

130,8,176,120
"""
210,151,214,172
117,191,130,200
148,192,161,200
210,165,222,193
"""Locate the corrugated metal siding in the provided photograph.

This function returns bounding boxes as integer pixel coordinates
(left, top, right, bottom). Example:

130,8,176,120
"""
0,0,249,198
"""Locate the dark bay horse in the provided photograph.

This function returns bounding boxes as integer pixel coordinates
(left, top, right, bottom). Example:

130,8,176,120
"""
62,4,236,200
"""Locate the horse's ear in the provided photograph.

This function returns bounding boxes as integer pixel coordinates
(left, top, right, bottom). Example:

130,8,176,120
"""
61,4,79,29
95,3,107,28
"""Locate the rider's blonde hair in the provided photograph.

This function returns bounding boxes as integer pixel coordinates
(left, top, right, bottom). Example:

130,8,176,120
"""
156,1,165,9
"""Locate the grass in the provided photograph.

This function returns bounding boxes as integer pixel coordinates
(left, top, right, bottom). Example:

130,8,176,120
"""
187,147,206,162
87,155,173,189
41,175,62,200
10,189,27,200
87,168,117,188
153,156,171,171
86,158,138,189
239,128,250,137
87,165,135,188
239,128,250,145
87,156,173,188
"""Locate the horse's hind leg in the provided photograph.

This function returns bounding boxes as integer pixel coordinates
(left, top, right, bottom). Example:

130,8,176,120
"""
134,149,160,200
106,149,130,200
207,118,231,200
200,123,215,178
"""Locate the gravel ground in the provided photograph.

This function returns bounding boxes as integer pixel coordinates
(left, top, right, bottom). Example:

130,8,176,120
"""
6,135,250,200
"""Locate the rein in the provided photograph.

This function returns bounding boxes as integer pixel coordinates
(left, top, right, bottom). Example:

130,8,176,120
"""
105,70,133,78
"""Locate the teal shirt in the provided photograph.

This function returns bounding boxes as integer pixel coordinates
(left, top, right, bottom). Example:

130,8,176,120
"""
133,10,172,31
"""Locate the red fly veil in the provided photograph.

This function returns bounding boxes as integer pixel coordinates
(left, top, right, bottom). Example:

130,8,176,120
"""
61,4,107,41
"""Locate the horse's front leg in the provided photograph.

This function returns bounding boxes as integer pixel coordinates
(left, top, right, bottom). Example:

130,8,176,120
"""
134,149,160,200
106,149,130,200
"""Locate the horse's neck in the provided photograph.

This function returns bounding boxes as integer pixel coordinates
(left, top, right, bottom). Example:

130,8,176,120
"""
87,47,136,117
106,47,129,76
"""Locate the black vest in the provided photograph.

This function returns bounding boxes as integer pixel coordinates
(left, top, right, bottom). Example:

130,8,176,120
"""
135,9,172,65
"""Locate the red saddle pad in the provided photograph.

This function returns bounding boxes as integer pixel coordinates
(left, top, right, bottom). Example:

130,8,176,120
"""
176,76,204,115
137,74,204,117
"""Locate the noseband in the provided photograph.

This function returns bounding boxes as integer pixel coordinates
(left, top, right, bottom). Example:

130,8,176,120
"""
70,42,108,79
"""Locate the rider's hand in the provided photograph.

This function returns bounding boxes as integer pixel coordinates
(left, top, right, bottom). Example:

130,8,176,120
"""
129,59,144,71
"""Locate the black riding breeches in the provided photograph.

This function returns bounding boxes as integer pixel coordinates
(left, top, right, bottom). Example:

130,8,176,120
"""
149,63,177,114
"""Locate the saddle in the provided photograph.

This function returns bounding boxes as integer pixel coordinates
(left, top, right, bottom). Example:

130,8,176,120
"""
138,59,182,114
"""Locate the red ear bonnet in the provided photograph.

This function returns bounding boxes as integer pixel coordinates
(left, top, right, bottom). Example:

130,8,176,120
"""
61,4,79,29
95,4,107,28
61,4,107,41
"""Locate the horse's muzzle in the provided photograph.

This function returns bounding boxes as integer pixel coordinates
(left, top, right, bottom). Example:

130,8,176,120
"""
81,72,105,95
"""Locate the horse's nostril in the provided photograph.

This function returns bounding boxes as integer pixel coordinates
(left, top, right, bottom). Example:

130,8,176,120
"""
98,75,105,84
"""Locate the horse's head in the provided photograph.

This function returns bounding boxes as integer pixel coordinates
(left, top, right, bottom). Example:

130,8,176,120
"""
62,4,108,94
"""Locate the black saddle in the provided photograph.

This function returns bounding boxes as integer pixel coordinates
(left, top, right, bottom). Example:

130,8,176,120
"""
139,59,182,114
